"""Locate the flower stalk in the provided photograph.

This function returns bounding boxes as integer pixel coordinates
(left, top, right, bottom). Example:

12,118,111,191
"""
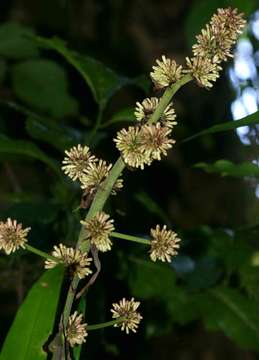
111,231,150,245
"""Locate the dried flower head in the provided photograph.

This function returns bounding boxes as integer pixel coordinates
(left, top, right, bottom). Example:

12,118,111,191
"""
44,243,92,279
185,56,221,88
111,298,142,334
0,218,30,254
66,311,87,347
150,55,183,89
62,145,96,182
134,97,177,128
193,8,246,64
140,123,175,161
114,126,151,169
210,7,246,41
81,212,114,252
150,225,181,262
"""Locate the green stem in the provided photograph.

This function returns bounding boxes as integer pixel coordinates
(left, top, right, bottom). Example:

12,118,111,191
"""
25,244,57,262
87,318,125,331
111,231,150,245
58,73,193,350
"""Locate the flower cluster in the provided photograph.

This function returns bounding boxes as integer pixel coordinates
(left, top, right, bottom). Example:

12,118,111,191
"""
150,55,183,89
111,298,142,334
114,97,177,169
44,243,92,279
62,145,123,196
185,7,246,88
81,212,114,252
0,218,30,254
134,97,177,128
149,225,181,262
66,311,87,347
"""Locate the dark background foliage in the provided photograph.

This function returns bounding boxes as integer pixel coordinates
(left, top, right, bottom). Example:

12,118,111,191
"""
1,0,259,359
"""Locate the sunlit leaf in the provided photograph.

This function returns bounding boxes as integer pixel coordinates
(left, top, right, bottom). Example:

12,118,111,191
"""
0,266,64,360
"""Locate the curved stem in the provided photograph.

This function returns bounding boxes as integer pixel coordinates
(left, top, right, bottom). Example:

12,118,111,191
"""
111,231,150,245
58,74,193,349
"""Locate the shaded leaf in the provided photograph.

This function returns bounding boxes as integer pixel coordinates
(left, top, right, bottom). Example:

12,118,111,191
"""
3,201,59,225
0,23,39,59
194,160,259,178
12,59,79,118
134,191,171,225
129,257,176,299
34,36,129,106
26,116,82,151
0,135,61,176
102,107,135,128
0,266,64,360
197,287,259,351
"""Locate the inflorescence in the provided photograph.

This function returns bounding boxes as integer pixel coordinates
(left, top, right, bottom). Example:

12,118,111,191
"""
111,298,143,334
44,243,93,279
0,218,30,254
0,7,246,345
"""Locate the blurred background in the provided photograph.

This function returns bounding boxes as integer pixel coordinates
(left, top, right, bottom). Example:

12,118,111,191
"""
1,0,259,359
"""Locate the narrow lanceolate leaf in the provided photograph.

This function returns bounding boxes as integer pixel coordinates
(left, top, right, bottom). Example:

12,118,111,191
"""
0,135,61,176
182,111,259,143
197,287,259,351
194,160,259,178
33,36,129,106
0,266,64,360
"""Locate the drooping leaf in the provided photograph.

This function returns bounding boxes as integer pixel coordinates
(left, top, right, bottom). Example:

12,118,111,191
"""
182,111,259,143
26,116,82,151
194,160,259,178
197,287,259,351
0,23,39,59
12,59,79,118
0,135,61,176
33,36,129,106
0,266,64,360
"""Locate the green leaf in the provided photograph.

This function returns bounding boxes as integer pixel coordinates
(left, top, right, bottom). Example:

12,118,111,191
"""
26,116,81,151
0,23,39,59
0,266,64,360
0,135,61,176
102,107,135,128
3,201,59,225
129,257,176,299
33,36,129,106
12,59,79,118
194,160,259,178
183,111,259,143
198,287,259,351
